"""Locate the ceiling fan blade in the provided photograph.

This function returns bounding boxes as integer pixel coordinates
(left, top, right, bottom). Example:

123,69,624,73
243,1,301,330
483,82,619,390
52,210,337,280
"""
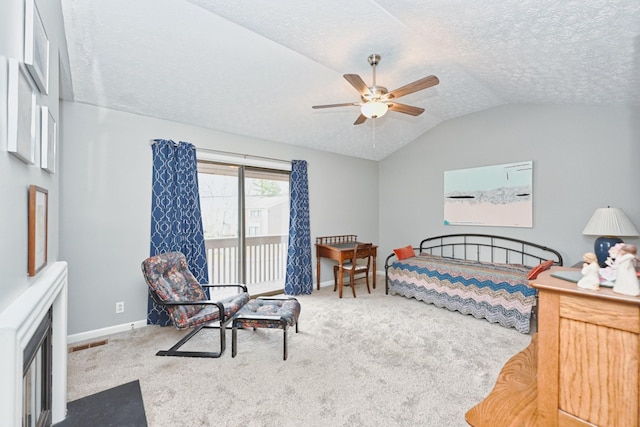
312,102,360,109
387,102,425,116
354,114,367,125
385,75,439,100
344,74,371,96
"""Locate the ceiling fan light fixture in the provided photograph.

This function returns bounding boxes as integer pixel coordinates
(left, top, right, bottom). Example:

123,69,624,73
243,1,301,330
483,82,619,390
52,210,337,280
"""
360,101,388,119
311,54,439,125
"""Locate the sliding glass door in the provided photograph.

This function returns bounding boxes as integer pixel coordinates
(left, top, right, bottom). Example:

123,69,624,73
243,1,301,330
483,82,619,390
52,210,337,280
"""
198,161,290,296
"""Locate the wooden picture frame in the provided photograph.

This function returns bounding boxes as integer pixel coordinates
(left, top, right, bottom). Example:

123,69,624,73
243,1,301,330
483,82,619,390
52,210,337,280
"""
24,0,49,94
40,106,57,173
7,59,37,165
28,185,48,277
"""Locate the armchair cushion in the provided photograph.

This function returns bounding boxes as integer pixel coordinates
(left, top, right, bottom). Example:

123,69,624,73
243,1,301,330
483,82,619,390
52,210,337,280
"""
179,292,250,329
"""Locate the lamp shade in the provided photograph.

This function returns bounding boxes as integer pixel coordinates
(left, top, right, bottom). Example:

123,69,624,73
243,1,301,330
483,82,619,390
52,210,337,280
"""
582,207,638,267
582,207,639,237
360,101,388,119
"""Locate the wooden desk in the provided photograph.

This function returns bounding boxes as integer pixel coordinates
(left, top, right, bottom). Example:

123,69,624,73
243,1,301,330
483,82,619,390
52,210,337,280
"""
315,236,377,294
466,267,640,426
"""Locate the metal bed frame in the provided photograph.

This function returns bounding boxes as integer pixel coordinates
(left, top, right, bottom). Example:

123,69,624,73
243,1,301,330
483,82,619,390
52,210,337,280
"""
385,233,563,294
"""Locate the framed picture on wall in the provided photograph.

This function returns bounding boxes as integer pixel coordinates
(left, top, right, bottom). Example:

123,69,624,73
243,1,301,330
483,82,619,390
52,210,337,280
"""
443,161,533,228
41,106,57,173
28,185,48,277
24,0,49,94
7,58,37,165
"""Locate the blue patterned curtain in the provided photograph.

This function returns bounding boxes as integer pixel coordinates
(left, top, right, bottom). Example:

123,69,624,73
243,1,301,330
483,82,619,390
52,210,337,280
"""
284,160,312,295
148,139,209,325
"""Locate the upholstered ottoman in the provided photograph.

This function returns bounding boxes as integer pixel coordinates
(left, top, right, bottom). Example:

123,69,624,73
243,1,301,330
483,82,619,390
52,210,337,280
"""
231,296,300,360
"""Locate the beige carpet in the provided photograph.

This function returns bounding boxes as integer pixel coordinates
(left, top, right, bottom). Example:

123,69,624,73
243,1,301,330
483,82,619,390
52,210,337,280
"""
66,281,532,427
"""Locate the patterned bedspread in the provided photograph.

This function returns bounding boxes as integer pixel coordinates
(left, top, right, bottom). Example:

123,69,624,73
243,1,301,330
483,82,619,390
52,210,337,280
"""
387,254,535,333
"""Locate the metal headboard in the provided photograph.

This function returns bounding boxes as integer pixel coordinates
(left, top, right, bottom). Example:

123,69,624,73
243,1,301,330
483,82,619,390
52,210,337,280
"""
418,234,563,266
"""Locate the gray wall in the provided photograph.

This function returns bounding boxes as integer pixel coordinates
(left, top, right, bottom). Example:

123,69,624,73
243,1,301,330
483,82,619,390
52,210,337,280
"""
60,102,379,335
0,0,65,313
379,104,640,267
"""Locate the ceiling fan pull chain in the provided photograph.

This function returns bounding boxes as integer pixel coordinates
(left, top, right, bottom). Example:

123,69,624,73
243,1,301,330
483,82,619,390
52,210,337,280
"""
372,119,376,150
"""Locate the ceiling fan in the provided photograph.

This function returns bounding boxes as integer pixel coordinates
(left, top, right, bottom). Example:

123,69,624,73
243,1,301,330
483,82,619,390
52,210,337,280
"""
312,54,439,125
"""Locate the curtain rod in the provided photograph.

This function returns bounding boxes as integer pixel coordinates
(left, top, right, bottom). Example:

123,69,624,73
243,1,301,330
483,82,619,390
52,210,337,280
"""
195,147,292,165
148,139,291,165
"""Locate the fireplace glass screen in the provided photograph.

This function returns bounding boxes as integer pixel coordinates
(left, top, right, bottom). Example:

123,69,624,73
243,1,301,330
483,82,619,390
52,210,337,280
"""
23,309,52,427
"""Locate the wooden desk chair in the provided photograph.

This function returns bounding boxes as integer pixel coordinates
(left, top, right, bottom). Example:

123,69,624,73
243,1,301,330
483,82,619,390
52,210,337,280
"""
333,243,373,298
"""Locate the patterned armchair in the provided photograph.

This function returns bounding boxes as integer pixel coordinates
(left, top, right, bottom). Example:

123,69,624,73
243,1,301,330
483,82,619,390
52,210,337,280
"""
141,251,250,358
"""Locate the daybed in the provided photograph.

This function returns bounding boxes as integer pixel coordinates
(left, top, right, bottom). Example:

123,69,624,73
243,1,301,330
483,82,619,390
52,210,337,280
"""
384,234,563,333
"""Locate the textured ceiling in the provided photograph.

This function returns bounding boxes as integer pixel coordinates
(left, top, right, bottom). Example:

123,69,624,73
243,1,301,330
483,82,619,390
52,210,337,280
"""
60,0,640,160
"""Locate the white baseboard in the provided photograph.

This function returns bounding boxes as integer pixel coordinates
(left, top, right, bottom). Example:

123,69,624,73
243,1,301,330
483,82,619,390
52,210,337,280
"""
318,280,334,288
67,319,148,344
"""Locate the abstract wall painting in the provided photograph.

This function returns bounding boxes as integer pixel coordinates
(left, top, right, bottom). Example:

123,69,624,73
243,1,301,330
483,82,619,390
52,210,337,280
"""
444,161,533,228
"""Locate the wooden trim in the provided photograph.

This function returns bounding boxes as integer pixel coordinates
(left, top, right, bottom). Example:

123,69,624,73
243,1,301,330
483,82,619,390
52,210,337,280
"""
558,410,598,426
464,335,538,426
536,289,560,426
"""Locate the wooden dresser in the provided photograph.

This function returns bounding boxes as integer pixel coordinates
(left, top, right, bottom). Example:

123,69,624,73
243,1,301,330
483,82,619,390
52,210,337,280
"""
466,267,640,426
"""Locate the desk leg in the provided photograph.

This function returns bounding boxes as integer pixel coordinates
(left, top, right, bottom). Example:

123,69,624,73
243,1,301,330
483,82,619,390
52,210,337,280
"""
339,263,344,298
372,257,377,289
316,253,321,290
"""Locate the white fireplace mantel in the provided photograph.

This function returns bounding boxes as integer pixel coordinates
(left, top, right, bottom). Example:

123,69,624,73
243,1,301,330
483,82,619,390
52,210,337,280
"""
0,261,68,426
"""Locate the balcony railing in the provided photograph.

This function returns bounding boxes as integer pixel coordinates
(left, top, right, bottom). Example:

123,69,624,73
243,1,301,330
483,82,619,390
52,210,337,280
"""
205,235,288,285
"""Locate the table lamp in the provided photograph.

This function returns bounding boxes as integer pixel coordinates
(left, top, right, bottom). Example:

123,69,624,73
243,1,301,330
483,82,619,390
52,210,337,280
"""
582,207,639,267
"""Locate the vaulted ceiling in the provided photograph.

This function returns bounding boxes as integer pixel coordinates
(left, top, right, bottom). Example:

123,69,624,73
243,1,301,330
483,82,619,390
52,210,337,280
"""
60,0,640,160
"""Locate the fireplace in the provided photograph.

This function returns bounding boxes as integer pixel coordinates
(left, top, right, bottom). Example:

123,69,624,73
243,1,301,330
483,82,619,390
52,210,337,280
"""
23,309,52,427
0,262,68,427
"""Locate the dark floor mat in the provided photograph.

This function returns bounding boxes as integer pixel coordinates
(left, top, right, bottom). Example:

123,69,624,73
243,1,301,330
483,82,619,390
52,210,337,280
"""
54,380,147,427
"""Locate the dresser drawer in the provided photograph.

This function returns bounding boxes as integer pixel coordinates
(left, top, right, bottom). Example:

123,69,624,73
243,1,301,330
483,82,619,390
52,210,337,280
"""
559,294,640,333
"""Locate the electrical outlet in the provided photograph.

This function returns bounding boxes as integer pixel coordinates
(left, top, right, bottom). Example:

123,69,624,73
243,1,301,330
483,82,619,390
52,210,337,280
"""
115,302,124,313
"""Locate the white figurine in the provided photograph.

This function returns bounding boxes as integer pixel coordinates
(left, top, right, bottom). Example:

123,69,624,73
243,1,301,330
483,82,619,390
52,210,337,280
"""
613,244,640,297
599,242,624,282
577,252,600,290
